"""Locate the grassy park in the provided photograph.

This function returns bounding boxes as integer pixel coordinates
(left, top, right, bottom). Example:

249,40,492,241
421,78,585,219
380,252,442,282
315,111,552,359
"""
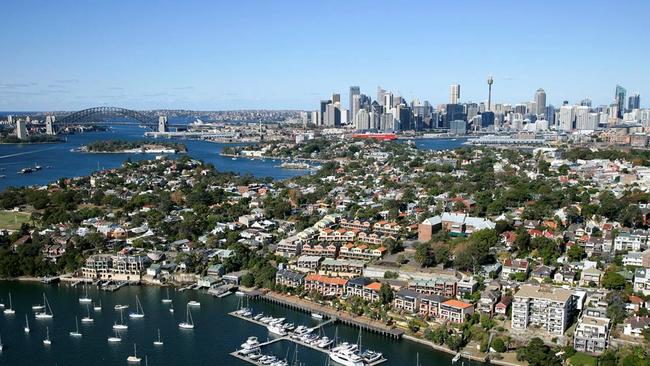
0,210,31,231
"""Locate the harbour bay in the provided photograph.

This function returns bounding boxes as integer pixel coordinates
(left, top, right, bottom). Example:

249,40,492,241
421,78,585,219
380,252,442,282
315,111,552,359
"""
0,281,472,366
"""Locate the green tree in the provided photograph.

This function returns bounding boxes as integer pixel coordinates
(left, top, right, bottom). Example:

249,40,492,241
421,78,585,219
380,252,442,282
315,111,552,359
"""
378,283,394,305
602,271,626,290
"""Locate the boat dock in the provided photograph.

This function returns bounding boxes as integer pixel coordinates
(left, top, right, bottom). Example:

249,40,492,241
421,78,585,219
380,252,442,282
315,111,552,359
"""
261,293,403,339
228,312,387,366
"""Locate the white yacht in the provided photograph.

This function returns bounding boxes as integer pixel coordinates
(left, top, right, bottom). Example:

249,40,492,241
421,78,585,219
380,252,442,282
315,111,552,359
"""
3,293,15,315
127,343,141,363
24,314,30,333
81,305,94,323
161,288,172,304
114,304,129,310
113,308,128,330
238,336,261,355
93,300,102,311
43,327,52,346
79,285,92,303
107,329,122,343
153,328,163,346
188,300,200,307
129,295,145,319
267,323,287,336
69,316,82,337
178,304,194,329
329,348,364,366
35,293,53,319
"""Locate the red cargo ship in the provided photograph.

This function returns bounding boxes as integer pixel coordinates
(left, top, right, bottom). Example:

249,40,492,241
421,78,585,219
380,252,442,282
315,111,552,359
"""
351,133,397,141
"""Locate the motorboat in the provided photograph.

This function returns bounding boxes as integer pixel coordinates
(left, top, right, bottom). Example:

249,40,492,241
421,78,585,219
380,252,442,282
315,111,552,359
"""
238,336,261,355
329,348,364,366
267,323,287,336
188,300,200,307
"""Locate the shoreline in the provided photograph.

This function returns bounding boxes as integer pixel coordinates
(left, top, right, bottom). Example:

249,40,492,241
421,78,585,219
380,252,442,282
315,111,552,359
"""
0,277,523,365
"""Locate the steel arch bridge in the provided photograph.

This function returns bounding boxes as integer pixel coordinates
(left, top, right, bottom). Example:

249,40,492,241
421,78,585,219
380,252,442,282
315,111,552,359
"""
54,106,159,129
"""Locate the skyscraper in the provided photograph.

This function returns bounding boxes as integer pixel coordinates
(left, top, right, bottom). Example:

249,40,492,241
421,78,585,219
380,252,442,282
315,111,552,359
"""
487,76,494,111
615,85,626,118
349,86,360,123
16,119,27,140
628,93,641,110
534,88,546,115
559,105,575,131
450,84,460,104
332,93,341,104
351,94,361,125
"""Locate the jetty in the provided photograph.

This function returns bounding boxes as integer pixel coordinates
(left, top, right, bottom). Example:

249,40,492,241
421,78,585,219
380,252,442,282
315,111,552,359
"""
261,292,403,339
229,311,387,366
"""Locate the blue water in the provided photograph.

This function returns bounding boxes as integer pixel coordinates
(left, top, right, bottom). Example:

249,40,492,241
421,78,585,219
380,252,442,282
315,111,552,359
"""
0,126,308,191
0,127,467,191
0,282,473,366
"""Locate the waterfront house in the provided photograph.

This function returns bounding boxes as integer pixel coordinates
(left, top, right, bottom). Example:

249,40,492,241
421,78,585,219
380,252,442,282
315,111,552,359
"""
408,274,458,298
319,258,364,277
304,274,348,297
439,299,474,323
207,264,225,277
295,255,323,271
223,270,249,285
477,289,501,315
345,277,375,298
275,269,305,288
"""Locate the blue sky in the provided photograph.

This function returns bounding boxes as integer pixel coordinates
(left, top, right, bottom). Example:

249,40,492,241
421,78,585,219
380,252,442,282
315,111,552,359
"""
1,0,649,111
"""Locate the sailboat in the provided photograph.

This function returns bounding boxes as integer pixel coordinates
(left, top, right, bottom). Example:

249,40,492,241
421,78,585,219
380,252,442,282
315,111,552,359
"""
153,328,163,346
169,303,174,314
24,314,30,333
178,304,194,329
107,329,122,343
93,299,102,311
161,288,172,304
3,293,15,315
0,332,3,351
69,316,82,337
81,304,94,323
35,293,53,319
43,327,52,345
129,295,145,319
127,343,142,363
113,308,128,330
79,285,91,303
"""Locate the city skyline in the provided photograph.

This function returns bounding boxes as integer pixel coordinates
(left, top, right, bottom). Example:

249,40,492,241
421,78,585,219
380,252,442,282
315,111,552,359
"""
1,0,649,111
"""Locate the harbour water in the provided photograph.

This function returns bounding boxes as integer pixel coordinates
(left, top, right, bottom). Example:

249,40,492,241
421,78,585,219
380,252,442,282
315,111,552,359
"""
0,125,467,191
0,281,472,366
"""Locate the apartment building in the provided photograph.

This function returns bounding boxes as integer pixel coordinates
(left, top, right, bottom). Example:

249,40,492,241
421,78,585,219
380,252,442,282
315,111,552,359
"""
82,254,149,282
301,243,337,258
275,269,306,288
408,275,458,298
634,268,650,295
439,299,474,323
614,230,649,252
320,258,365,277
511,285,575,335
338,243,386,261
304,274,348,297
573,315,610,355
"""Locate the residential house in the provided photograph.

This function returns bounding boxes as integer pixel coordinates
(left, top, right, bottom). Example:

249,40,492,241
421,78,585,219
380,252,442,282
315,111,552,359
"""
439,299,474,323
